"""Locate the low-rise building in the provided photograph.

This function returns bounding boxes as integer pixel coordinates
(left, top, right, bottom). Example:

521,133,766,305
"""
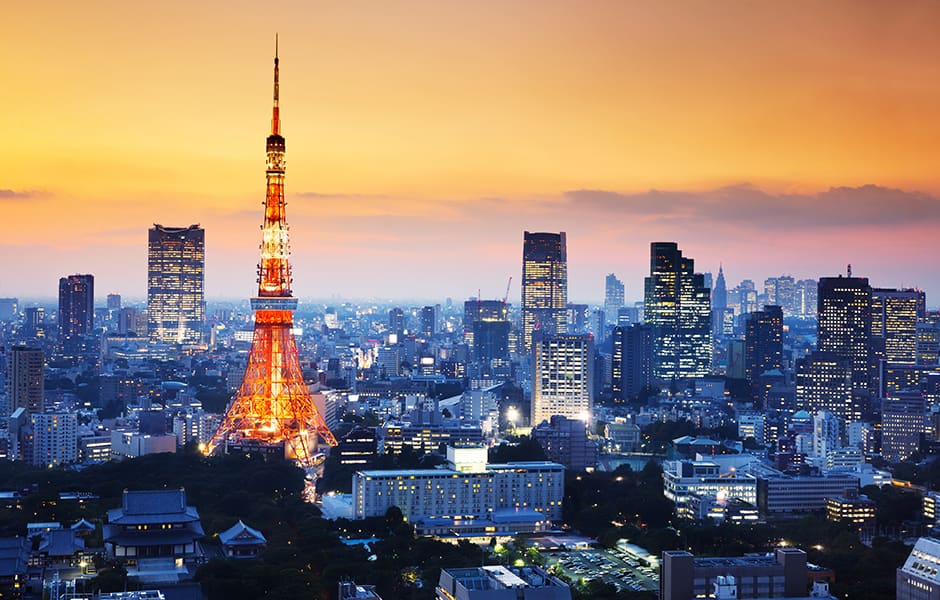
436,565,570,600
218,521,266,559
661,548,831,600
352,445,564,539
825,490,876,530
897,536,940,600
757,473,859,516
662,460,758,518
110,430,177,459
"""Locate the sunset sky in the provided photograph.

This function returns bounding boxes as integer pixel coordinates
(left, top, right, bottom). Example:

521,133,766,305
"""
3,1,940,304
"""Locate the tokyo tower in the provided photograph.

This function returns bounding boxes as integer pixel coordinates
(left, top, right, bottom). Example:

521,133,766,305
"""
206,40,338,466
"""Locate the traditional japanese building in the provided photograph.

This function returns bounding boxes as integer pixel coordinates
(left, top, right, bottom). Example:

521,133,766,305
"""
103,489,204,583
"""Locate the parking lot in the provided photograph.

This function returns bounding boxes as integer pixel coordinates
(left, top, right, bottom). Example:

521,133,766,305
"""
544,546,658,593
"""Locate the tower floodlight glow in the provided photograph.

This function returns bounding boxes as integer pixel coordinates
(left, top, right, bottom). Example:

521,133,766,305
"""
206,40,337,466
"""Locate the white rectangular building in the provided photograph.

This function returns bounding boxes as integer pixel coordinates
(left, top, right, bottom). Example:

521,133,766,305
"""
352,446,563,536
31,412,78,467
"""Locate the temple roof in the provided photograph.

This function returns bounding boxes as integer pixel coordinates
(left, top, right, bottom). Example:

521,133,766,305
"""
219,520,266,546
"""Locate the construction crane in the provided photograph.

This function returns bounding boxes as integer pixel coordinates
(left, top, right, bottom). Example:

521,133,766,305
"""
503,276,512,304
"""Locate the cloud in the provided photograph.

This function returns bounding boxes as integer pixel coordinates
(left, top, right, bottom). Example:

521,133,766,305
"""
0,189,40,200
562,184,940,229
562,184,940,230
294,192,389,200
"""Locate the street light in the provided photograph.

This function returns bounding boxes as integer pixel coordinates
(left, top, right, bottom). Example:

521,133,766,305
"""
506,406,519,434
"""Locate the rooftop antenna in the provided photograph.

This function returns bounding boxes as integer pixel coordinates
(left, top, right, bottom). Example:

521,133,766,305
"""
847,264,852,278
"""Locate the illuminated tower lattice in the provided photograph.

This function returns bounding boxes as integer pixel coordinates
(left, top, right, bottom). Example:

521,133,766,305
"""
207,41,337,465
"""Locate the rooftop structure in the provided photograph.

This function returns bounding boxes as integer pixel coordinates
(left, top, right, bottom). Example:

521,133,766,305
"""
436,565,570,600
898,536,940,599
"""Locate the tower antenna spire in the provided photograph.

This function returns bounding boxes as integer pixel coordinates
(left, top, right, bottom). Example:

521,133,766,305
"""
272,34,280,135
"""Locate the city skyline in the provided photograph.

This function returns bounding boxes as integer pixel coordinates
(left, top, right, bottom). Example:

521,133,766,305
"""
4,2,940,302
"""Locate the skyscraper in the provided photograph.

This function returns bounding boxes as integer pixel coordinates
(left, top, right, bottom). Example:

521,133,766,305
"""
611,324,654,401
5,346,44,416
711,265,729,338
461,299,511,375
871,288,923,365
419,305,437,338
744,305,783,385
764,276,798,316
58,274,94,341
522,232,567,354
881,391,925,463
147,224,206,345
817,274,872,393
643,242,711,380
604,273,625,323
388,307,405,336
531,334,594,426
795,351,858,422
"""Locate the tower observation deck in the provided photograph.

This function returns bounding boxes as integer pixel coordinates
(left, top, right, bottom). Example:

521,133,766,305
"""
206,40,338,466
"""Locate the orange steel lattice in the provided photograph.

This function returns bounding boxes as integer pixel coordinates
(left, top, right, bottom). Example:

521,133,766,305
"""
206,40,337,466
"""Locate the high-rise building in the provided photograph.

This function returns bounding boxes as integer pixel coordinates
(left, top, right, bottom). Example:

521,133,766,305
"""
711,265,728,338
531,334,594,426
604,273,625,323
611,324,654,401
881,391,925,463
147,224,206,345
58,274,94,340
712,266,727,313
917,322,940,366
5,346,44,416
872,288,923,366
567,303,589,335
24,307,45,338
0,298,18,321
764,276,799,316
817,274,872,393
532,414,598,470
118,307,145,336
644,242,711,380
30,412,78,467
388,307,405,336
463,299,510,368
744,305,783,385
106,293,122,311
521,232,567,353
419,305,438,338
796,279,818,318
795,351,858,422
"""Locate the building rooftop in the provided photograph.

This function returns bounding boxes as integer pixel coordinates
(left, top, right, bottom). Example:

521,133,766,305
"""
108,489,200,525
218,520,266,546
445,565,567,591
900,537,940,583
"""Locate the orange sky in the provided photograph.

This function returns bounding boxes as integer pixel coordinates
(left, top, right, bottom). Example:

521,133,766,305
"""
3,2,940,302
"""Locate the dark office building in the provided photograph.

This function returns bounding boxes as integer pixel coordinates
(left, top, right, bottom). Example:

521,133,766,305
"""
612,324,654,401
745,305,783,387
58,274,94,341
388,307,405,336
419,305,438,338
644,242,711,380
521,231,567,353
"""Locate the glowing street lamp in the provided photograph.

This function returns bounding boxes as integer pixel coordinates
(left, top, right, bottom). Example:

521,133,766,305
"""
506,406,520,433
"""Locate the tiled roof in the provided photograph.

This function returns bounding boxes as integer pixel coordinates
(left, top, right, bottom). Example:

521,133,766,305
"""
219,521,266,546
